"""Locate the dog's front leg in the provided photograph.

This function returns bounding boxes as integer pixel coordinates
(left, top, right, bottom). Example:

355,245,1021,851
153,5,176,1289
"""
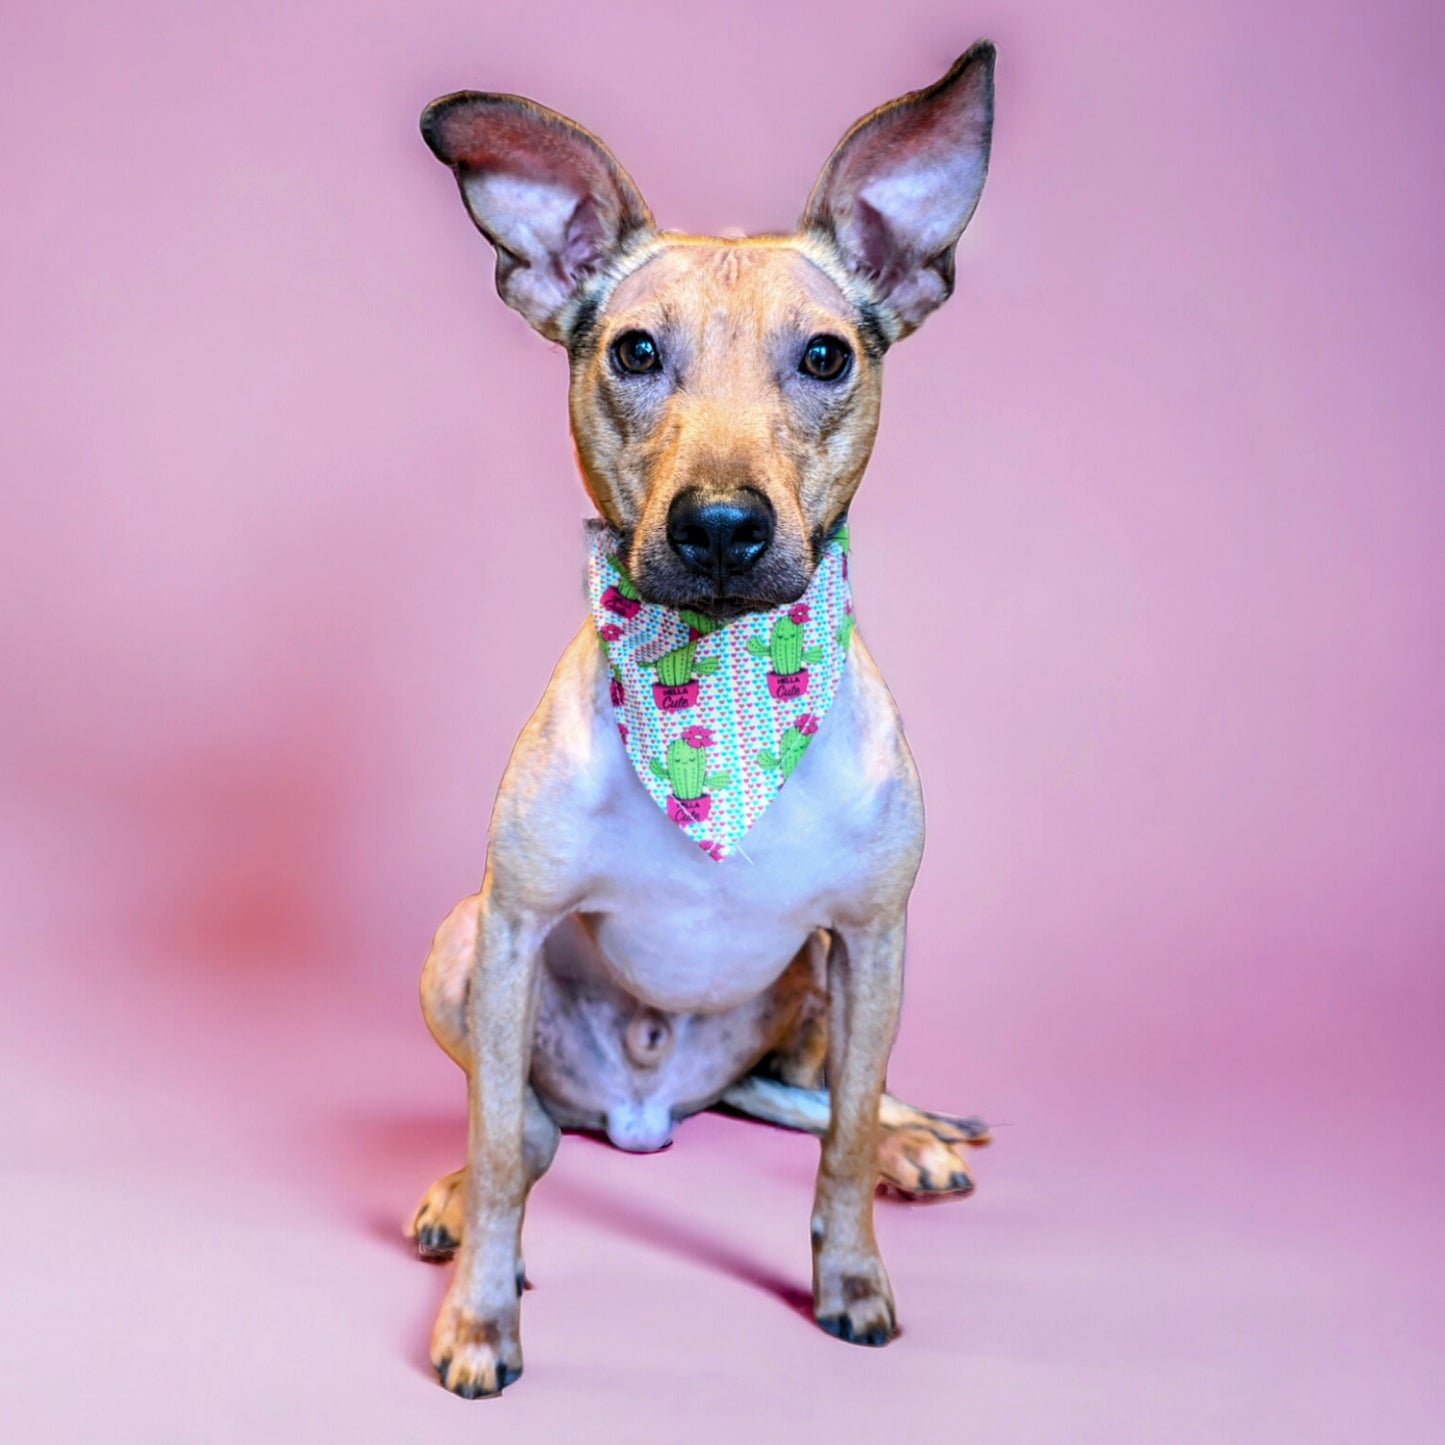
811,916,905,1345
431,876,550,1398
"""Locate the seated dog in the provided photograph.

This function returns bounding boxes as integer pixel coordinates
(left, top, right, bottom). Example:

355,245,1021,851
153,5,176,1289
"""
410,41,997,1397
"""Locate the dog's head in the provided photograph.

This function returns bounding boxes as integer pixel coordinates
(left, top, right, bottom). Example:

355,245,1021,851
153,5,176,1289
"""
423,43,994,618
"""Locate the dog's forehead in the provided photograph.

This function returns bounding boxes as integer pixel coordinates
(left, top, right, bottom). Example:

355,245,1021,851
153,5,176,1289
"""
603,240,856,328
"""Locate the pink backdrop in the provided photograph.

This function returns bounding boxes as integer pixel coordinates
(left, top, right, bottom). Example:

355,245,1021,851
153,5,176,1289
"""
3,0,1441,1438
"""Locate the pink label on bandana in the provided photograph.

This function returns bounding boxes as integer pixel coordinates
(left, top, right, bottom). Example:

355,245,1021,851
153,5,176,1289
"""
586,520,854,861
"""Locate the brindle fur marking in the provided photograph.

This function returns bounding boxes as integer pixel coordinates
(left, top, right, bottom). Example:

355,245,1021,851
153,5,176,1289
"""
413,42,997,1397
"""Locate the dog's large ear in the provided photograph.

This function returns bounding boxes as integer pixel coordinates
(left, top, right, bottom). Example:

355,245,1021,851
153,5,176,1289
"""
421,93,655,341
801,42,995,336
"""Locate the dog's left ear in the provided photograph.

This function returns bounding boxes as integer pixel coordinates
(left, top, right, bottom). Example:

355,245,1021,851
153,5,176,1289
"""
801,41,995,336
422,92,655,341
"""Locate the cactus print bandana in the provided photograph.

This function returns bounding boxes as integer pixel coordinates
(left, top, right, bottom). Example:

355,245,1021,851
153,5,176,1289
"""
585,519,856,862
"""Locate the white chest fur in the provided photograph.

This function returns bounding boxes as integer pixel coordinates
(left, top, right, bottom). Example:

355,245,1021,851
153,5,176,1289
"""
492,624,924,1016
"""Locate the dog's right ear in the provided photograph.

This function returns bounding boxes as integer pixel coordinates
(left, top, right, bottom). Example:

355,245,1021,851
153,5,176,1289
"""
421,93,655,342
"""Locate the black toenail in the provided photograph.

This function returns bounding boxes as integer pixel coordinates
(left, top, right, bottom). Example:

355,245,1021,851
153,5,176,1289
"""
417,1224,458,1260
949,1171,974,1193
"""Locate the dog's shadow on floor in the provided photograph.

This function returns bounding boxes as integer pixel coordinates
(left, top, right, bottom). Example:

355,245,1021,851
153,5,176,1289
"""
345,1108,817,1326
545,1132,818,1321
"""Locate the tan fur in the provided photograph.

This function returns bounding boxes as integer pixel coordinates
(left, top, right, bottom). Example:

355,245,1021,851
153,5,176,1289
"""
567,236,886,581
414,43,997,1396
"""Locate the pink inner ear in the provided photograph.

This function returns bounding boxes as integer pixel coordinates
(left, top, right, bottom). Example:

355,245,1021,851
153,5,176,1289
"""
431,99,651,248
424,93,654,333
461,167,598,271
556,194,608,286
804,48,994,328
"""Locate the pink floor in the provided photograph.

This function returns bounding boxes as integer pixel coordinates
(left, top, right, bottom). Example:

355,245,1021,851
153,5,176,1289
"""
4,946,1441,1442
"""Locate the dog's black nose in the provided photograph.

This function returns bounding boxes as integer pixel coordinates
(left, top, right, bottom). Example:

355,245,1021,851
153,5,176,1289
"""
666,488,773,583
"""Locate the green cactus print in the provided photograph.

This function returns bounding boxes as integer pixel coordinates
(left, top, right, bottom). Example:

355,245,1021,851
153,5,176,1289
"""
650,638,721,687
835,521,850,556
747,607,824,676
678,608,723,636
612,559,640,602
757,714,819,779
596,625,622,680
650,735,731,801
836,611,856,652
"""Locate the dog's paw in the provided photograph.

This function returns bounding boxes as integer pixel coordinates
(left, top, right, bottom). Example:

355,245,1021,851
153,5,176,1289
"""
406,1168,465,1261
877,1125,979,1198
814,1258,897,1347
431,1293,523,1399
909,1106,992,1145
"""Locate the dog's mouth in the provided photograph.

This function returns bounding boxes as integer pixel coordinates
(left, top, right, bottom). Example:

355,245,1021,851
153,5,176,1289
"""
626,531,815,621
665,591,797,622
694,597,757,621
634,575,811,621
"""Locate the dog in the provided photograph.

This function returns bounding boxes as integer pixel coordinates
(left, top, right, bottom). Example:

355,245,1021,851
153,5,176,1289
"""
409,41,997,1398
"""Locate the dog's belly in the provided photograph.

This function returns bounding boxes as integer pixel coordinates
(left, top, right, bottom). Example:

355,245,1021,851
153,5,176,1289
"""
586,909,806,1013
532,913,814,1150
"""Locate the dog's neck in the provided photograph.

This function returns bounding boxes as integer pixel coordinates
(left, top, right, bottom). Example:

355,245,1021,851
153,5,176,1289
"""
585,520,857,861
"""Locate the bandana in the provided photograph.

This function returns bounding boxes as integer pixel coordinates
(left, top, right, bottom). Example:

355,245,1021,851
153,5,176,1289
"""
585,519,855,861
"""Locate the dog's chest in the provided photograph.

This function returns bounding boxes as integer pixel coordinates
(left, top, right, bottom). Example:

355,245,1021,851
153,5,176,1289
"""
576,657,919,1013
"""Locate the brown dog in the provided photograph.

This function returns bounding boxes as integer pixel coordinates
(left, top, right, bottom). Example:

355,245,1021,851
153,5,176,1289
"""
411,42,996,1397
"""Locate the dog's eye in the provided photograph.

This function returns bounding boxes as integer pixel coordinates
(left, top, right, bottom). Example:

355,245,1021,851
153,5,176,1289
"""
800,335,852,381
612,330,661,375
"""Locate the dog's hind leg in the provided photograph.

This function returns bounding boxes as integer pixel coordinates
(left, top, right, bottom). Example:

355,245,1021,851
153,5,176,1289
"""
406,894,561,1263
408,1088,560,1262
721,1065,990,1199
724,929,989,1197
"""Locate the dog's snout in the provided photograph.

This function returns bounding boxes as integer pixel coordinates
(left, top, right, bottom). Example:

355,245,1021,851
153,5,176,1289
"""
666,488,773,585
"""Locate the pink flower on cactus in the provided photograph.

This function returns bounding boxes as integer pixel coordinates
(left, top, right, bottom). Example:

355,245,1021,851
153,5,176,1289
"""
698,839,725,861
795,714,819,736
680,725,714,749
599,623,623,643
789,603,810,625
